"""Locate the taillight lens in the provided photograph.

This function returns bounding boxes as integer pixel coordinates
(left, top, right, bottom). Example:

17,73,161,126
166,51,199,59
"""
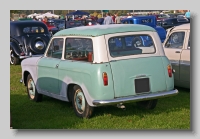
102,72,108,86
167,65,172,77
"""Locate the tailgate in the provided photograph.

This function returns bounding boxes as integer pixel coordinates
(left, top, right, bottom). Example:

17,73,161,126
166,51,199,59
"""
109,56,167,98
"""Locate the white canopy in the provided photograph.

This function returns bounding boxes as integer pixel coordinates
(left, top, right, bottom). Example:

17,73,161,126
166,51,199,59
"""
27,13,41,18
36,12,59,19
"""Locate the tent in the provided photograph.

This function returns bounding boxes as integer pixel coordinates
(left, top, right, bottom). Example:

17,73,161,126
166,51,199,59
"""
27,13,41,18
36,12,60,19
66,10,90,16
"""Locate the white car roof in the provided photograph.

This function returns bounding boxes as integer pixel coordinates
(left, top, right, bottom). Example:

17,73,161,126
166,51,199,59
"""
173,23,190,30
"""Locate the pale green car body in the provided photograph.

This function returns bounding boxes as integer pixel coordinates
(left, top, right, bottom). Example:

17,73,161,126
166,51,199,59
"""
21,24,178,108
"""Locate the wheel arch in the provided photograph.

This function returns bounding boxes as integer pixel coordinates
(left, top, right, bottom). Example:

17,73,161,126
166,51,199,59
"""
10,41,22,56
23,70,30,86
66,83,94,107
66,83,76,102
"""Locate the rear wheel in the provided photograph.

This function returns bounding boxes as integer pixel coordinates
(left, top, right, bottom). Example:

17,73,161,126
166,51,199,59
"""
26,74,43,102
136,99,158,110
72,85,93,118
10,49,20,65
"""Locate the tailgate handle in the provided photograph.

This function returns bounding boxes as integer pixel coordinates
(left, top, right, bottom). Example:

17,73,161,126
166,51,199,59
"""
175,51,180,53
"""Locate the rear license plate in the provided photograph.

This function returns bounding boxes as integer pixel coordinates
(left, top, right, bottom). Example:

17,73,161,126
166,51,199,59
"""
135,78,150,93
141,19,152,23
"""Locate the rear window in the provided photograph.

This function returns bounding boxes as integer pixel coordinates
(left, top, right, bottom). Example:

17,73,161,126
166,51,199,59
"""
108,35,156,57
23,26,45,33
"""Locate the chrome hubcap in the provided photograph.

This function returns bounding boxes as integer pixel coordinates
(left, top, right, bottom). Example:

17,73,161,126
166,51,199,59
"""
28,79,35,99
74,90,85,114
10,50,14,64
35,41,44,50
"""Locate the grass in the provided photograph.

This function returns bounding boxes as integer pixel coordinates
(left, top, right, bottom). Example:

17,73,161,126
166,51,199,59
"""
10,65,190,129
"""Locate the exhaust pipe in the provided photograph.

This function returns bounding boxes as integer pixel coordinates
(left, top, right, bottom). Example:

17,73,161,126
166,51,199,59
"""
117,103,126,110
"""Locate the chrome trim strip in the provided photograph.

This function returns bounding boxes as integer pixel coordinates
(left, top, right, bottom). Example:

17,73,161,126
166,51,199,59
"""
19,54,43,59
93,89,178,106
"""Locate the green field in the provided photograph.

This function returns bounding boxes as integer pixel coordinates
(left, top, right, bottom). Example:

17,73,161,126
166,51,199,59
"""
10,65,190,129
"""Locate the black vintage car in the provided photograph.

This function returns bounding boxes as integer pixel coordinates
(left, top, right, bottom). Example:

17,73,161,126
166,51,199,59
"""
10,21,51,65
157,18,190,30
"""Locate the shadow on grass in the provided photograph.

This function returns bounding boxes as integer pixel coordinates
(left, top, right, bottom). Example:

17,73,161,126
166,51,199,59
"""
93,87,190,118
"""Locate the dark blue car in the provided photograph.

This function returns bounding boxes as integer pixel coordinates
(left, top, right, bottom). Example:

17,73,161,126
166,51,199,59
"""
121,16,166,44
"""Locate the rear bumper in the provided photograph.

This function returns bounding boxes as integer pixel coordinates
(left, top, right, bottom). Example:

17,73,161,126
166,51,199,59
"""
93,89,178,106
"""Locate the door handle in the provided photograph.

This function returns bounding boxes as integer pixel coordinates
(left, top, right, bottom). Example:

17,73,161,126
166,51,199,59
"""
55,64,59,68
175,51,180,53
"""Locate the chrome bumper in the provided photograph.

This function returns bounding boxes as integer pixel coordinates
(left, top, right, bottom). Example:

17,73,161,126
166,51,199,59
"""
19,54,43,59
93,89,178,106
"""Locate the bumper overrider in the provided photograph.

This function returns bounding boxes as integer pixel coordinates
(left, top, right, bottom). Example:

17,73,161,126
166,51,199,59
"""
93,89,178,106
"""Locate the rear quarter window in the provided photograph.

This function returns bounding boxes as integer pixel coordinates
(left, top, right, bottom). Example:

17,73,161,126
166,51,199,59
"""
23,26,45,33
108,35,156,57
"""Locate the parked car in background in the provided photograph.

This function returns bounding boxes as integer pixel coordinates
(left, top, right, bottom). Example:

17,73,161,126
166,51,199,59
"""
43,19,59,35
52,19,66,31
163,23,190,89
158,18,190,30
154,14,170,21
167,13,184,18
65,21,84,28
121,15,166,43
20,24,178,118
10,21,51,65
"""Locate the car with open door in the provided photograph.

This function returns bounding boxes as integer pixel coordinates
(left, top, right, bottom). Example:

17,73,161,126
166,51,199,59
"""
20,24,178,118
163,23,190,89
10,21,51,65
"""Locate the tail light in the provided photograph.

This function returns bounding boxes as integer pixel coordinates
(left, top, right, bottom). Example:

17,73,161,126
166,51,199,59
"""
102,72,108,86
167,65,172,77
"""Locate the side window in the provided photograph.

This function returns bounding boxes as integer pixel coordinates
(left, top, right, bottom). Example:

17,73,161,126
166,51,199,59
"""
165,32,185,49
23,26,45,33
46,38,63,59
188,33,190,49
65,38,93,62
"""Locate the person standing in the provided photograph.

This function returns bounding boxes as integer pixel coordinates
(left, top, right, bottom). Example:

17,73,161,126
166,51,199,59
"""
115,13,121,24
112,14,116,23
185,10,190,18
103,13,114,25
127,13,132,18
33,16,38,21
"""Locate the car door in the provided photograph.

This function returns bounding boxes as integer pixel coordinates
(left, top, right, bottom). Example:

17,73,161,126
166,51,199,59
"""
37,38,64,94
180,30,190,85
163,30,186,82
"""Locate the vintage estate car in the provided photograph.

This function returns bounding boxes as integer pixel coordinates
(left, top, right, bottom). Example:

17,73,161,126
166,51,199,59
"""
121,16,166,43
20,24,178,118
163,23,190,89
10,21,51,65
158,18,190,30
